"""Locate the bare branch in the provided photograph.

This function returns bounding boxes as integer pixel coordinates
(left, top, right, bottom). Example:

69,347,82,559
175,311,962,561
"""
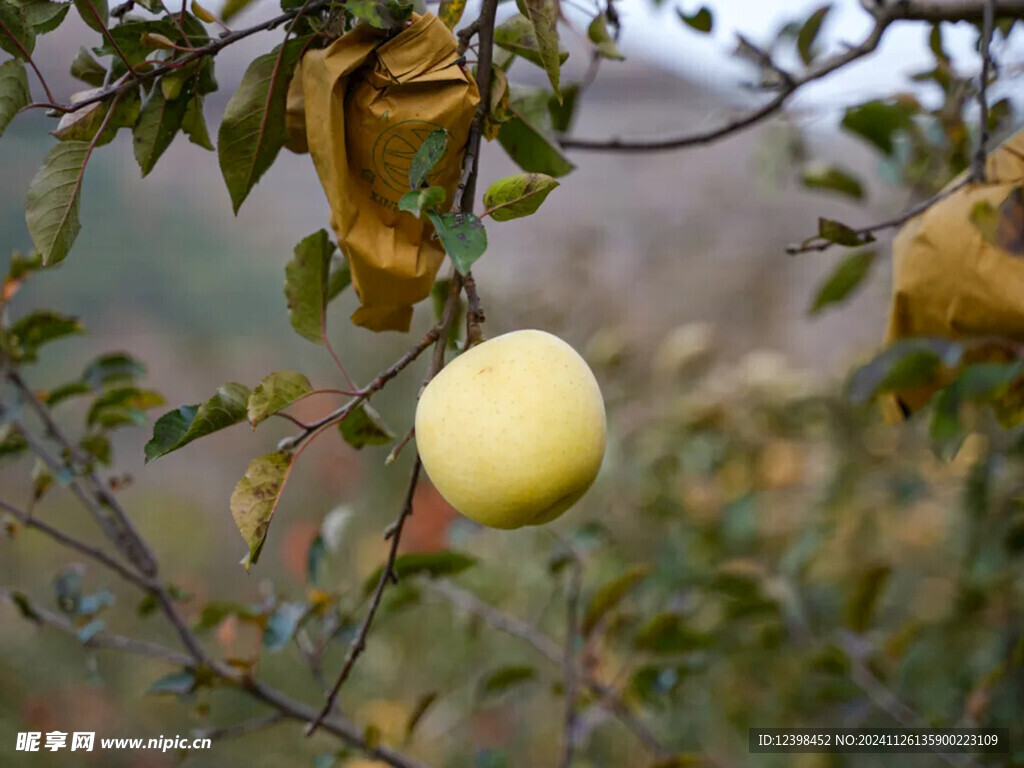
559,0,1024,153
0,588,194,666
0,499,152,589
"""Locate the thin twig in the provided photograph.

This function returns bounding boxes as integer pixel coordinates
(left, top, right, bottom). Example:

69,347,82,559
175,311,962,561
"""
193,713,286,742
305,458,422,735
20,0,331,116
0,499,151,589
423,580,671,758
559,0,1024,153
972,0,997,182
385,426,415,465
786,177,971,254
0,588,194,666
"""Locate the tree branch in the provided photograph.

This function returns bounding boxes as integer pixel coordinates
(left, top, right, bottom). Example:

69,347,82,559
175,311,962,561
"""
559,0,1024,153
423,580,671,758
0,588,195,666
785,177,971,254
21,0,330,116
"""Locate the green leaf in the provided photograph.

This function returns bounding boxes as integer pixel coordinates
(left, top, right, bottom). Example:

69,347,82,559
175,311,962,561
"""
0,424,27,460
808,250,876,315
427,211,487,275
494,14,568,73
405,691,439,740
220,0,255,21
147,670,196,695
18,0,69,33
43,380,91,407
547,82,578,134
582,564,651,636
230,451,292,568
846,338,963,404
796,4,831,66
519,0,561,97
482,173,558,222
326,259,351,302
144,382,250,462
218,36,307,213
362,550,477,595
408,128,447,190
587,13,623,60
970,187,1024,256
399,186,445,218
133,86,190,177
25,141,89,266
9,310,83,361
0,58,29,139
284,229,334,343
476,665,536,700
87,386,165,428
800,163,864,200
841,99,916,156
9,590,40,620
0,0,35,58
633,613,711,653
498,88,575,177
73,0,106,33
77,618,105,642
677,5,712,33
339,402,394,449
93,18,177,68
932,362,1024,457
437,0,464,29
344,0,412,29
262,601,305,651
82,352,146,389
816,218,874,247
181,94,213,150
70,46,105,87
79,433,110,464
193,600,259,631
247,370,313,427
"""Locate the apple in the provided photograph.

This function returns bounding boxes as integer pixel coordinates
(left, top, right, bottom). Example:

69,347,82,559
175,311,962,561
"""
415,329,606,529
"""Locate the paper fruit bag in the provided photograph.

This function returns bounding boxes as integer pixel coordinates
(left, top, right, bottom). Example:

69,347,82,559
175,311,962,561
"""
883,129,1024,417
286,13,480,332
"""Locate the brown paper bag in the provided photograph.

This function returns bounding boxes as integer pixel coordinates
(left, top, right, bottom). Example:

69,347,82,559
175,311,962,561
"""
883,129,1024,418
286,13,480,332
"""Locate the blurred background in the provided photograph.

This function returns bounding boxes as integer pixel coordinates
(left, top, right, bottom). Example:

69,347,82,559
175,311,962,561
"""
3,0,1024,766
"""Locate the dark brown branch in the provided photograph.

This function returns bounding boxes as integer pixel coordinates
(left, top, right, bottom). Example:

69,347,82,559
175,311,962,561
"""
559,0,1024,153
972,0,997,182
786,177,971,254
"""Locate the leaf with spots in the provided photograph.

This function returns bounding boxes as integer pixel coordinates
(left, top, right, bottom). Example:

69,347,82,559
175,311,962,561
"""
438,0,464,29
231,451,293,568
247,370,313,427
427,211,487,275
483,173,558,221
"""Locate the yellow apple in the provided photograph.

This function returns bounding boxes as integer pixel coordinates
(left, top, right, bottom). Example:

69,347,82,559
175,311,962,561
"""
415,329,606,529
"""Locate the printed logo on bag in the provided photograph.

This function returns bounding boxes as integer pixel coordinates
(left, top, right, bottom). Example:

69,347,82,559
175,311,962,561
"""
371,120,445,194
